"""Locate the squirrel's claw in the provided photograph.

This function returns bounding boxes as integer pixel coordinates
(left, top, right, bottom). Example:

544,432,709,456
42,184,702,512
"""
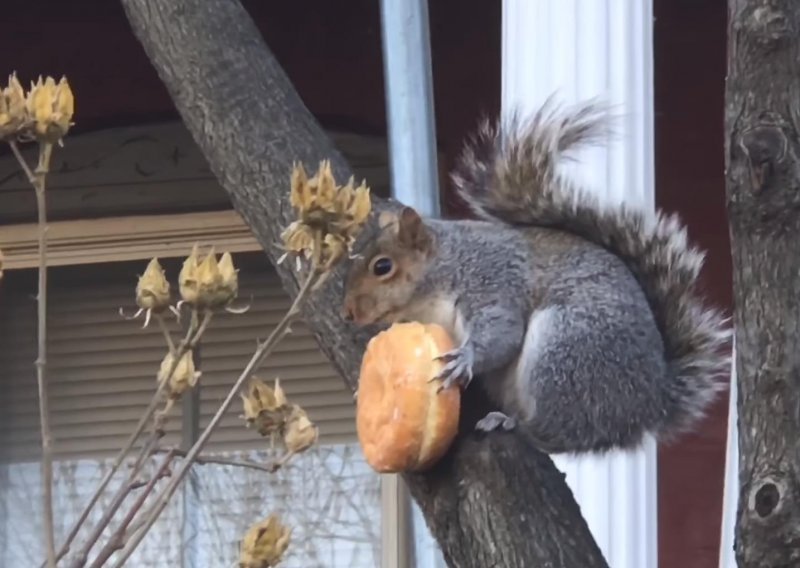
432,345,474,392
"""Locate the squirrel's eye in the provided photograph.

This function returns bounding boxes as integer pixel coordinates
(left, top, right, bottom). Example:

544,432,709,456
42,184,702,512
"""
371,256,394,278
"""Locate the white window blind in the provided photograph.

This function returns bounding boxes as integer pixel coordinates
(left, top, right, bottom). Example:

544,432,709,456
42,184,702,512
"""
0,254,359,462
198,257,358,452
0,262,185,462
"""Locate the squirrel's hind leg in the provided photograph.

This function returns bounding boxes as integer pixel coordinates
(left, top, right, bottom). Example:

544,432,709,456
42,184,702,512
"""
509,295,667,453
475,411,518,432
474,410,565,454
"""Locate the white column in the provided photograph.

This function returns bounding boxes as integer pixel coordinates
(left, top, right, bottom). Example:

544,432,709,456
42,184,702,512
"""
719,342,738,568
501,2,658,568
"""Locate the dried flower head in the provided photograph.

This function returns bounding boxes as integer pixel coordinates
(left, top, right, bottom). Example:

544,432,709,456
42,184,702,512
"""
136,258,171,313
26,75,74,142
158,350,200,399
320,233,347,271
0,73,27,140
280,221,314,262
239,514,291,568
217,251,239,304
178,245,201,306
241,378,289,438
282,405,318,455
178,245,241,309
195,246,222,306
240,377,318,461
279,161,371,271
121,257,174,328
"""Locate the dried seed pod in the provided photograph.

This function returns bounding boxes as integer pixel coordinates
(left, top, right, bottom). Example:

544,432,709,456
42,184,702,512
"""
321,234,347,271
241,378,290,437
215,251,239,306
239,514,291,568
241,378,280,420
349,182,371,226
279,222,314,260
26,75,74,142
289,162,313,212
0,73,27,140
282,404,318,455
178,245,201,305
195,246,223,308
158,350,200,399
280,161,372,271
314,160,338,214
136,257,171,313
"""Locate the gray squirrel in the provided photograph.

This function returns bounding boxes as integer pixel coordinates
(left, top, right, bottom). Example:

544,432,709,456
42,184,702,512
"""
342,97,731,454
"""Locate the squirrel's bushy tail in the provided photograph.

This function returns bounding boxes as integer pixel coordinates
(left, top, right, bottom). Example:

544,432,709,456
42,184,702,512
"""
452,97,731,439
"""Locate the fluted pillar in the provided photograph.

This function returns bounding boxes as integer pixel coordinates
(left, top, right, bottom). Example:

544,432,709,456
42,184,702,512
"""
501,2,658,567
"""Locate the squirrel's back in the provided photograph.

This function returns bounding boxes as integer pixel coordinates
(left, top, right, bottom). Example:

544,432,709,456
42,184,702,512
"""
451,97,731,441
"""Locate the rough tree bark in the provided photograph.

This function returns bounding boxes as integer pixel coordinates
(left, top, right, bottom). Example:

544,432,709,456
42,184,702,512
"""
120,1,609,566
726,1,800,566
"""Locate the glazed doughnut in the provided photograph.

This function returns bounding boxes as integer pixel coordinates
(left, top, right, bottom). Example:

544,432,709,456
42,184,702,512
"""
356,322,461,472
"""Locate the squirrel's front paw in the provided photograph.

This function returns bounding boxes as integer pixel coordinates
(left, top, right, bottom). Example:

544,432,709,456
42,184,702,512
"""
432,344,474,392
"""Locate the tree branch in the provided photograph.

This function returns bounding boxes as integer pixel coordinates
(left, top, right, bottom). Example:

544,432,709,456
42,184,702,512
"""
726,1,800,565
119,1,607,565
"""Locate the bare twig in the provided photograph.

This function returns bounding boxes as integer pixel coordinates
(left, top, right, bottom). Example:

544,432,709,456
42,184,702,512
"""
53,311,212,566
71,433,164,567
155,314,176,353
87,451,176,568
11,140,58,568
110,270,318,567
37,143,56,568
9,141,37,184
155,448,284,474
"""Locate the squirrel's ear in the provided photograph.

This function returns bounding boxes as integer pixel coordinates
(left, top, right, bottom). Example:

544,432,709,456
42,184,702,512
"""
397,207,431,252
378,211,398,232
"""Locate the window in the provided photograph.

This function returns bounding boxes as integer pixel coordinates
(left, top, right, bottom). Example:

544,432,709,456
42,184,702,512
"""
0,255,381,566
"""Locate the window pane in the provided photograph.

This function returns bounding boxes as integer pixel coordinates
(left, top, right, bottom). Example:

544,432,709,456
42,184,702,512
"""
0,443,381,566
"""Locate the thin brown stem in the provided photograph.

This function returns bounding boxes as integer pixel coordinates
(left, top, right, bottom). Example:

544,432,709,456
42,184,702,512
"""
16,140,58,568
52,310,212,566
155,448,283,474
87,451,176,568
110,270,318,567
192,309,213,342
9,140,37,184
53,399,163,567
155,314,175,353
70,433,163,568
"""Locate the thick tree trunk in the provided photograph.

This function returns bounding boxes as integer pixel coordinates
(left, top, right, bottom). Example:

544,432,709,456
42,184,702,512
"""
726,1,800,566
120,1,608,566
